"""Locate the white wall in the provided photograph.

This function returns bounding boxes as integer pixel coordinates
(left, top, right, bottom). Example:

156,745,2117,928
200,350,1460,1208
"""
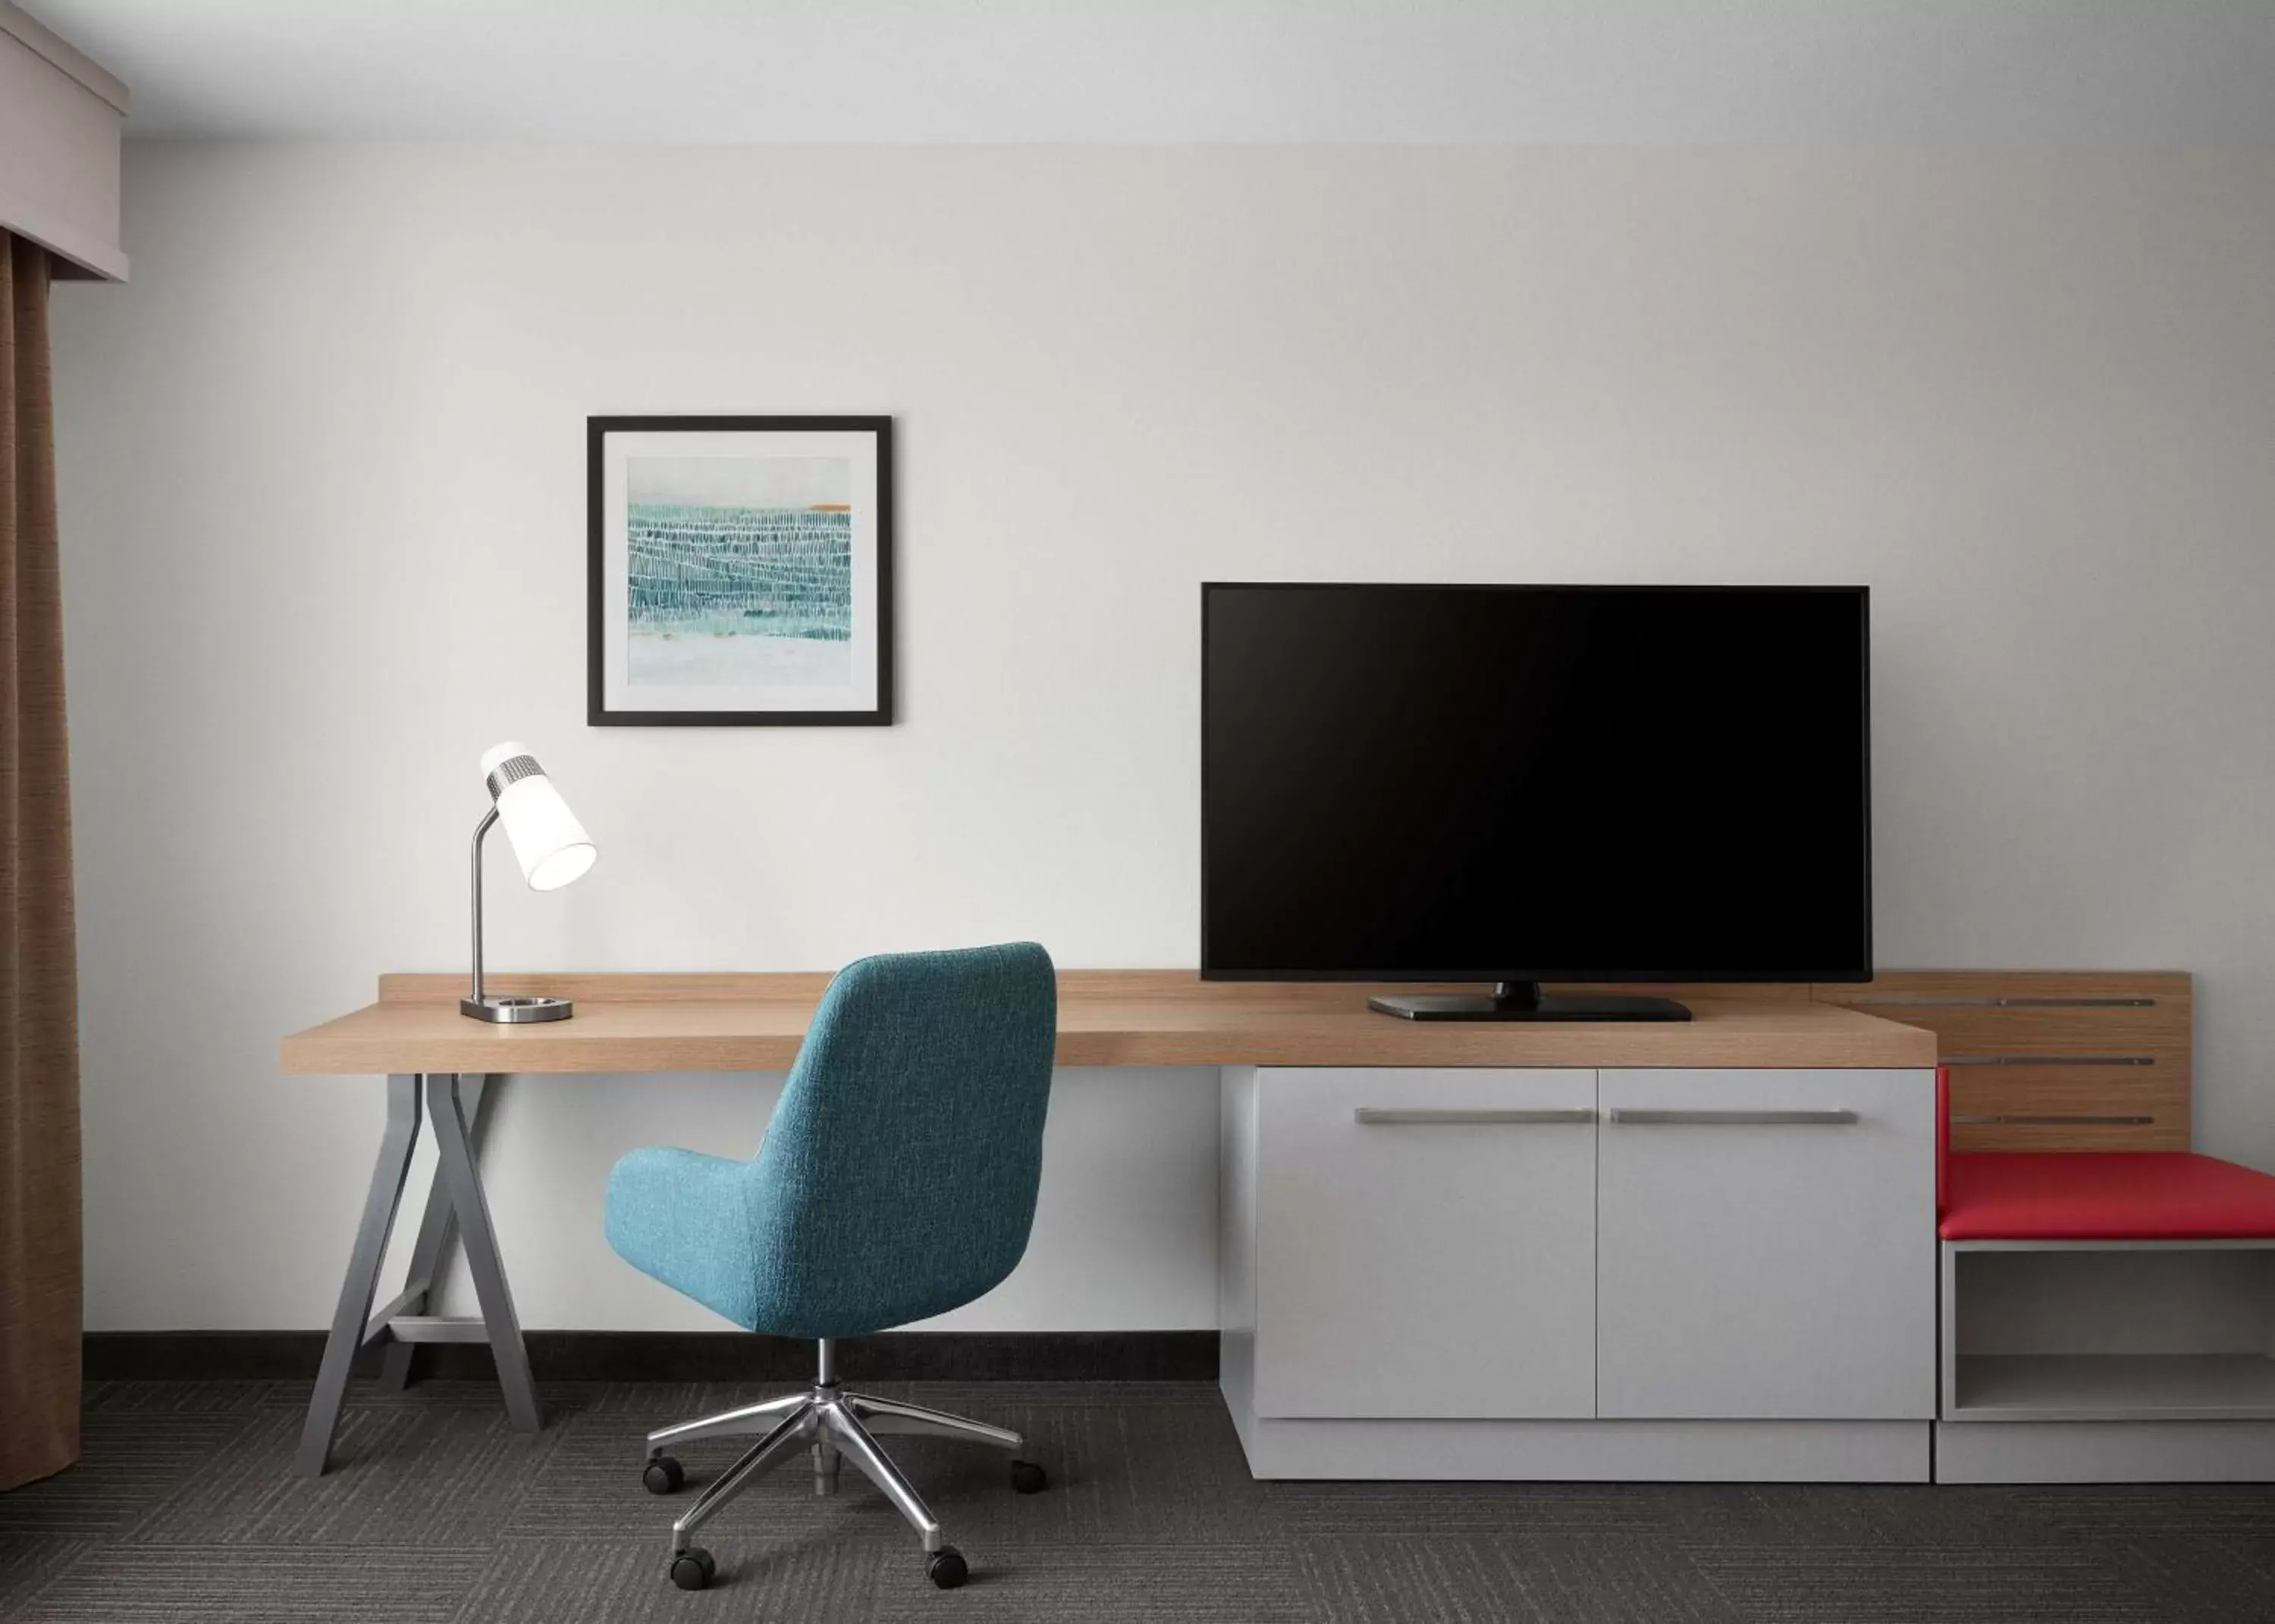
51,144,2275,1331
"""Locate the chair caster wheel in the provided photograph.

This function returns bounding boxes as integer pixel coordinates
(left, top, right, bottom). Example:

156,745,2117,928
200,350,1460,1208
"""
927,1546,968,1589
643,1455,685,1494
669,1547,716,1591
1010,1459,1047,1494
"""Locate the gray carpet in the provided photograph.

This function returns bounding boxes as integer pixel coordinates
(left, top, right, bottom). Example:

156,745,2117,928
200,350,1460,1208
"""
5,1379,2275,1622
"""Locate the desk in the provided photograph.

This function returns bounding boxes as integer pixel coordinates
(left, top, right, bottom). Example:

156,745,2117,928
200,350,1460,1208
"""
280,971,1934,1476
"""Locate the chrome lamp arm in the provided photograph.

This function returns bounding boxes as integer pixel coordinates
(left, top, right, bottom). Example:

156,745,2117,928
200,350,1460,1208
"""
460,802,573,1024
469,804,500,1008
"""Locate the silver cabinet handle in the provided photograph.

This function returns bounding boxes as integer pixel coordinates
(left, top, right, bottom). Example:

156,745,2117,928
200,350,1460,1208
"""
1606,1108,1859,1127
1354,1107,1597,1126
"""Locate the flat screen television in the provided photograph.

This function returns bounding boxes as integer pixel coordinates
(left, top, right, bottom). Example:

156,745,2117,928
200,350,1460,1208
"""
1200,583,1872,1020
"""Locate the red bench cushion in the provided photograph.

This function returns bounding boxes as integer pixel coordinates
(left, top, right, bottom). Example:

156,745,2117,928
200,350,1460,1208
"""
1941,1151,2275,1240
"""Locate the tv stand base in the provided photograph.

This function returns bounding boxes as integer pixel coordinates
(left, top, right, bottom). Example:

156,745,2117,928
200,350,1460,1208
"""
1369,982,1692,1022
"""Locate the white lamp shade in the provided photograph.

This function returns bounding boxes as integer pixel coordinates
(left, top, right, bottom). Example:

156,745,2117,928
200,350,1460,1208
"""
480,740,596,892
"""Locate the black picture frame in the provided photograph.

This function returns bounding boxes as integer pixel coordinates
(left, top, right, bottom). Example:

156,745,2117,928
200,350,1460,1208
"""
587,415,894,726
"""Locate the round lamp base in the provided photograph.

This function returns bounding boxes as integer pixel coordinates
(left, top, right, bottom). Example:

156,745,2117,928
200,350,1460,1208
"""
460,995,575,1024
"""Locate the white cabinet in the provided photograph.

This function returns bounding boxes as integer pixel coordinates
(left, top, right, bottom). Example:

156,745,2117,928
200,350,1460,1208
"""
1594,1069,1936,1420
1249,1068,1599,1419
1224,1063,1939,1474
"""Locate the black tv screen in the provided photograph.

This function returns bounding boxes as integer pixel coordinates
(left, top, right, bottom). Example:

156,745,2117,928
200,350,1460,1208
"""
1201,583,1872,984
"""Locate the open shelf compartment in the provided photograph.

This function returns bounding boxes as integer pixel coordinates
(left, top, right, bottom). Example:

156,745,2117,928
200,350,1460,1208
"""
1943,1240,2275,1423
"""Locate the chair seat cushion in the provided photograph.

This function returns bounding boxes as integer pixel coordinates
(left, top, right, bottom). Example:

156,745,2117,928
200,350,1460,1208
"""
1941,1151,2275,1240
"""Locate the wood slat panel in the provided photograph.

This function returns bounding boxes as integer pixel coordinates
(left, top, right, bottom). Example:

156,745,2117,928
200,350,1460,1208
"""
1814,971,2191,1152
1828,970,2190,1005
1943,1066,2189,1152
1853,1007,2187,1056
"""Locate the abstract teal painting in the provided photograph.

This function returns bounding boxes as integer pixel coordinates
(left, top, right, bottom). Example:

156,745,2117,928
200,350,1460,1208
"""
626,456,854,687
590,419,893,725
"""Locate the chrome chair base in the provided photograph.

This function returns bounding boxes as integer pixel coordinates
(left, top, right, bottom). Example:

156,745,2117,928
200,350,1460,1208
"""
642,1339,1037,1585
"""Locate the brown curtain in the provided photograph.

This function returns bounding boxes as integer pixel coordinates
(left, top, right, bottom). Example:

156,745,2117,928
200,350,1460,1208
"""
0,232,81,1490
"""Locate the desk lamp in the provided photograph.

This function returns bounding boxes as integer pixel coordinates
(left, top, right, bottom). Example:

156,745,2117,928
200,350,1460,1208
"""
463,740,596,1022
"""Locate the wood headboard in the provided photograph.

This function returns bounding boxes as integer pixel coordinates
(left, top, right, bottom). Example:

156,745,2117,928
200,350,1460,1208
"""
1564,970,2190,1152
1812,971,2191,1152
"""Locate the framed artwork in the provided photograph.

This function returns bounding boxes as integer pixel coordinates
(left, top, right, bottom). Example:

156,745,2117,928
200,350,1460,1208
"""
588,415,893,726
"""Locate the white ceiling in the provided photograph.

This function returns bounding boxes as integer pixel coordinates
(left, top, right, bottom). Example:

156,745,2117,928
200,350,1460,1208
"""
24,0,2275,144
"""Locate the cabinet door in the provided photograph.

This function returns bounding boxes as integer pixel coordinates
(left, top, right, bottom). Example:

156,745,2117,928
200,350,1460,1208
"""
1596,1068,1935,1420
1252,1068,1597,1419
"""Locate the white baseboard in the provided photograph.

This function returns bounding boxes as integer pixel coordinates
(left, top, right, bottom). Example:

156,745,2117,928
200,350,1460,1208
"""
1223,1397,1929,1482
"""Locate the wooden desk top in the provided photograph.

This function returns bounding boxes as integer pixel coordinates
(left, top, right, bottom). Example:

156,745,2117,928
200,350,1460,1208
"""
280,971,1936,1075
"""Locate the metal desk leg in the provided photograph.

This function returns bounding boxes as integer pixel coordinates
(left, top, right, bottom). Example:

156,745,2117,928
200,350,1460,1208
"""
378,1074,491,1392
428,1072,541,1433
293,1073,423,1478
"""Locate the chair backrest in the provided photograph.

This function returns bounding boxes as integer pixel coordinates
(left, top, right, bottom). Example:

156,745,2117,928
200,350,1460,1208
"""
745,942,1058,1339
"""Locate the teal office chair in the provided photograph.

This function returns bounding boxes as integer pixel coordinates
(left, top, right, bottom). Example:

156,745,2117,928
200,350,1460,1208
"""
603,942,1057,1593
